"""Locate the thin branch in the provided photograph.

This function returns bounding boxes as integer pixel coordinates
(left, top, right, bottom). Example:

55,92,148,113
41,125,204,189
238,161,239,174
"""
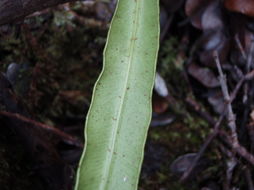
180,63,254,182
247,38,254,71
234,34,247,60
0,111,83,148
214,51,238,143
219,130,254,165
214,51,254,165
218,143,237,190
243,38,254,103
180,110,226,182
245,69,254,80
180,71,246,182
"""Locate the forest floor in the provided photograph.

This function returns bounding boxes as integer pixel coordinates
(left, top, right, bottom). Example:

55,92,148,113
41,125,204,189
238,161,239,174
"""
1,1,254,190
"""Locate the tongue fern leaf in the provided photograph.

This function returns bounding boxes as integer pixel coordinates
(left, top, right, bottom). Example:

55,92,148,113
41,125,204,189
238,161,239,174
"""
75,0,159,189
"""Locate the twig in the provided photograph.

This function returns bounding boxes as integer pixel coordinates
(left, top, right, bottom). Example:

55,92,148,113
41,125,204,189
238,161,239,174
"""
215,51,254,165
243,38,254,103
234,34,247,60
0,111,83,148
180,60,254,182
180,74,245,182
245,69,254,80
218,143,237,189
180,111,226,182
247,38,254,71
214,51,238,143
219,130,254,165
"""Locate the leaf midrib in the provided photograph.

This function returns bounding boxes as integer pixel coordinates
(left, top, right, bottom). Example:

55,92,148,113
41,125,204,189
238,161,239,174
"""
100,1,141,189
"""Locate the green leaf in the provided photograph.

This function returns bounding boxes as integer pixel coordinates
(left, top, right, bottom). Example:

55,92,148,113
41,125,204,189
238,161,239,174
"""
74,0,160,189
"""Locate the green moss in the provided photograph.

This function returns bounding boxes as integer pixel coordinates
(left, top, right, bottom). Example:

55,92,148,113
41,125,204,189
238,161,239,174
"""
158,37,187,98
0,4,108,190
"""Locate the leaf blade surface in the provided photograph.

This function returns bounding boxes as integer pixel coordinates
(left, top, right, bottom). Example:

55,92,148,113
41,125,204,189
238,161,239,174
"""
75,0,159,189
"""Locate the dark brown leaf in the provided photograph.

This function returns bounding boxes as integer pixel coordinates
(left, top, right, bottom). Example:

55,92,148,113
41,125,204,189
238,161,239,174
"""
170,153,208,179
188,63,220,87
201,1,223,30
199,30,230,67
224,0,254,17
185,0,213,29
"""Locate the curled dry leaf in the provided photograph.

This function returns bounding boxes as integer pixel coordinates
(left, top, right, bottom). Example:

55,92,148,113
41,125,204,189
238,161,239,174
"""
170,153,198,176
154,72,169,97
151,113,175,127
170,153,208,179
185,0,208,29
188,63,220,88
153,73,170,113
185,0,219,29
199,30,230,67
201,1,223,30
203,31,225,50
185,0,229,66
6,63,23,85
224,0,254,17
